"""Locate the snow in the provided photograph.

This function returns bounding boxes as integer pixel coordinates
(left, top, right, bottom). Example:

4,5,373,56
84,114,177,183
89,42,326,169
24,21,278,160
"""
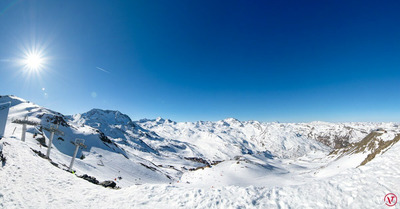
1,137,399,208
0,95,399,208
378,131,397,142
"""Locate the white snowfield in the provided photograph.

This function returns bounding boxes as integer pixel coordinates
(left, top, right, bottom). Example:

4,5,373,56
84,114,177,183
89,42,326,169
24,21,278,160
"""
0,95,399,208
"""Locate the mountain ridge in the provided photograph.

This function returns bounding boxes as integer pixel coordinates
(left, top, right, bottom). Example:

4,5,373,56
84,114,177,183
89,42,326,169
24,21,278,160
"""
1,95,399,188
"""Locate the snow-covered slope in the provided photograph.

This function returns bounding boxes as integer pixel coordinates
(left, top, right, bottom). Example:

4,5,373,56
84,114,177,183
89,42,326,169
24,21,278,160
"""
0,95,173,187
1,95,399,208
1,129,399,208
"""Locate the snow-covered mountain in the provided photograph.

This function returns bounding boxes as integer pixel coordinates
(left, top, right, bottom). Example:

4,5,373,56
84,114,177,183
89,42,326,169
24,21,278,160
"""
1,95,399,208
0,95,173,186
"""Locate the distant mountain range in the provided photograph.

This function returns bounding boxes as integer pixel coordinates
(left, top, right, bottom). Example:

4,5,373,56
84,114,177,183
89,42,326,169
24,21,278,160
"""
0,95,399,188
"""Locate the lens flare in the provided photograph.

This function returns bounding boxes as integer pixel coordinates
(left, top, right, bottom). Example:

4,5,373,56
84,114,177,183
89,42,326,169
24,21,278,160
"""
23,51,45,71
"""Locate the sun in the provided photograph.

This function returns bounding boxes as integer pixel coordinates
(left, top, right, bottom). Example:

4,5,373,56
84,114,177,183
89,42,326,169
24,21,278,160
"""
16,42,50,84
24,52,44,71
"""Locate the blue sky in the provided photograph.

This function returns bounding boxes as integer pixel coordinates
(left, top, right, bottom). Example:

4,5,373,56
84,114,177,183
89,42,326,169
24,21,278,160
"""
1,0,400,122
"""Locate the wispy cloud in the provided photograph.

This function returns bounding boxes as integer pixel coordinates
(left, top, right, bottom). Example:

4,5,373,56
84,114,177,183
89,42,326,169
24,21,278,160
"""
96,67,111,74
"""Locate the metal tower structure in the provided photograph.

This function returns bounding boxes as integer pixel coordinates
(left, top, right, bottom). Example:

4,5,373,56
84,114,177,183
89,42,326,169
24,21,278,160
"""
42,124,64,159
69,138,87,171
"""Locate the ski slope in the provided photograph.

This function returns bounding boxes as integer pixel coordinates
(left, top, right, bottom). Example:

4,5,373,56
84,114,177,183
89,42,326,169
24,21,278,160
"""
0,95,399,208
1,136,399,208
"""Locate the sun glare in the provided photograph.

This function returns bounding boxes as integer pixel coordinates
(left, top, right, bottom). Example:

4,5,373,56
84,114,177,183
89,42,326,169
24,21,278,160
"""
16,43,50,82
24,52,44,71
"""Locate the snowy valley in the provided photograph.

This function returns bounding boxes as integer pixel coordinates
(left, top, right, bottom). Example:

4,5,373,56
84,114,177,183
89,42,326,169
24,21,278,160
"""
0,95,399,208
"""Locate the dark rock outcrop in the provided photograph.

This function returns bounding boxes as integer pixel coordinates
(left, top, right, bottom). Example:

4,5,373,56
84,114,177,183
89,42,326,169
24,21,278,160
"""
79,174,100,184
100,180,116,188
